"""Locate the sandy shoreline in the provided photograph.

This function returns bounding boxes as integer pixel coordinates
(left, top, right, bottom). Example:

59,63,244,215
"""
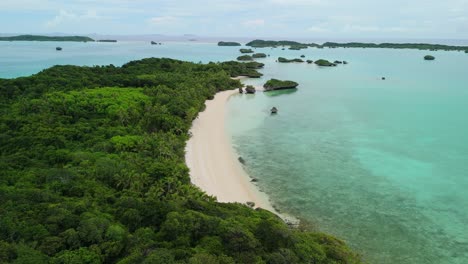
185,89,276,212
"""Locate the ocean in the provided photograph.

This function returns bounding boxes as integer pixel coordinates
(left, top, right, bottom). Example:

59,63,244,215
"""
2,40,468,263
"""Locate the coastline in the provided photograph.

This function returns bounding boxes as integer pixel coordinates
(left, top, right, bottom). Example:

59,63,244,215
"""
186,88,297,223
186,89,274,211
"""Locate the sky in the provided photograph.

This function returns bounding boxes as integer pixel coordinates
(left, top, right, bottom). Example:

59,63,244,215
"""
1,0,468,39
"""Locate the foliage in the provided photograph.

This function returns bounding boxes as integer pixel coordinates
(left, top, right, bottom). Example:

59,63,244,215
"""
252,53,267,58
246,39,468,52
0,35,94,42
217,42,241,47
239,49,254,54
236,55,253,61
0,58,361,263
315,59,336,67
218,61,263,78
263,79,299,91
278,57,304,63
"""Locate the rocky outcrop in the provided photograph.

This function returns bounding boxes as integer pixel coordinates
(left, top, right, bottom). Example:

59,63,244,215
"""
263,79,299,91
245,85,256,94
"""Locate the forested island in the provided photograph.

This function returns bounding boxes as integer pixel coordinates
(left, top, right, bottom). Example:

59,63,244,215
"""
0,58,361,263
237,55,253,61
264,79,299,91
240,48,254,53
0,35,94,42
278,57,304,63
246,39,468,52
217,41,241,46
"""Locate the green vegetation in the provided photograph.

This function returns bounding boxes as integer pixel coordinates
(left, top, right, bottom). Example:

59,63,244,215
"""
98,40,118,43
0,35,94,42
217,41,241,46
424,55,435,60
264,78,299,91
237,55,253,61
289,45,308,50
244,61,265,69
322,42,468,52
240,48,254,53
218,61,263,78
0,58,361,263
315,59,336,67
246,40,305,48
252,53,267,58
246,39,468,52
278,57,304,63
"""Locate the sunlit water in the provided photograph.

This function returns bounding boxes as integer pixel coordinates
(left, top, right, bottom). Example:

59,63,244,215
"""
2,40,468,263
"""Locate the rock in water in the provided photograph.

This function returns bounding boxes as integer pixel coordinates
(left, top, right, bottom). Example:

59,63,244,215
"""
245,85,256,94
238,87,243,94
271,107,278,114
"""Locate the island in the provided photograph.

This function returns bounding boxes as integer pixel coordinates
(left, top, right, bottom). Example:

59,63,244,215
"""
240,48,254,53
424,55,435,60
244,61,265,69
0,35,94,42
219,61,263,78
264,78,299,91
245,39,468,53
245,85,256,94
278,57,304,63
252,53,267,58
237,55,254,61
307,60,313,64
315,59,336,67
55,47,62,51
151,41,157,45
97,39,118,43
289,45,308,50
217,41,241,46
0,58,362,264
247,39,313,48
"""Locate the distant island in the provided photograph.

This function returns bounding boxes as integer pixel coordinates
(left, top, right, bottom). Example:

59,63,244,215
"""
218,41,241,46
252,53,267,58
0,35,94,42
315,59,336,67
237,55,253,61
278,57,304,63
240,48,254,53
424,55,435,60
246,39,468,52
264,79,299,91
97,39,117,43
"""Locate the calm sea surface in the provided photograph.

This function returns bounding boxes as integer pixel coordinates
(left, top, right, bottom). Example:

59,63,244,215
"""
2,40,468,263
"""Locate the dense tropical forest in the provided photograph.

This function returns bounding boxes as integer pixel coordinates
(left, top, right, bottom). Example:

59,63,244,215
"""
0,58,361,263
0,35,94,42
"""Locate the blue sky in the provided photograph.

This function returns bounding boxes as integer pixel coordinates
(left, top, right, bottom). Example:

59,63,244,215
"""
1,0,468,39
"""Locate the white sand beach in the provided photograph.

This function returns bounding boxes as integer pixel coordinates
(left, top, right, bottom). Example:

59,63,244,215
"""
185,89,275,212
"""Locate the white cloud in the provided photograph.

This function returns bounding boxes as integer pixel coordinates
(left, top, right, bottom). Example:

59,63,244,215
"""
243,19,265,27
45,9,102,28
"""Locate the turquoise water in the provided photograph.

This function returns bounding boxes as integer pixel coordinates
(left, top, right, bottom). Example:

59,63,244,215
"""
2,41,468,263
227,48,468,263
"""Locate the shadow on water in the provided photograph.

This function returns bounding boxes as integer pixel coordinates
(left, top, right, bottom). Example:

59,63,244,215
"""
263,88,298,97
